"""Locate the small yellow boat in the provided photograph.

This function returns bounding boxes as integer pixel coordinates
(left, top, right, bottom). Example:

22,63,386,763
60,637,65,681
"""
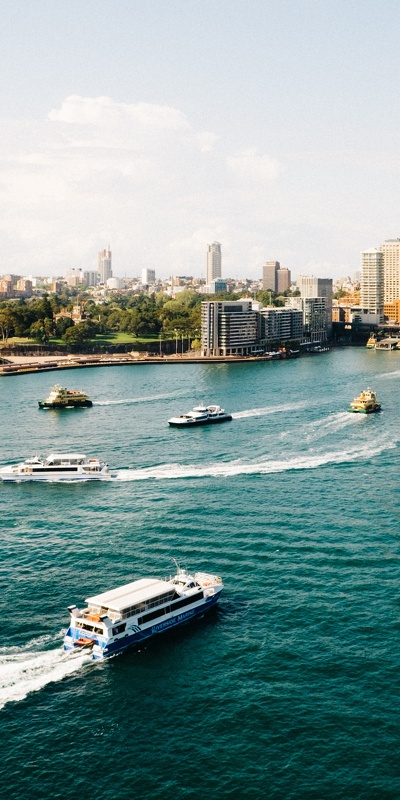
347,388,381,414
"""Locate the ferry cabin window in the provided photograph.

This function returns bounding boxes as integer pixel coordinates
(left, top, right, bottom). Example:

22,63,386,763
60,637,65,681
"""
138,607,166,625
77,622,103,634
121,590,177,620
112,623,126,636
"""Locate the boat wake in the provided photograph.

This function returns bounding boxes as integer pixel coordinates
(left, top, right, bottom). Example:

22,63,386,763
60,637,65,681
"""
298,411,366,441
379,369,400,380
94,391,184,406
114,438,394,482
232,401,308,419
0,637,91,710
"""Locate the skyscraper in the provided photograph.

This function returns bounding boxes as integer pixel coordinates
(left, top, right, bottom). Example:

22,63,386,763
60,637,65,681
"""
381,239,400,302
142,268,156,285
262,261,280,292
298,275,333,337
206,242,221,284
276,267,291,293
98,247,112,284
361,249,383,316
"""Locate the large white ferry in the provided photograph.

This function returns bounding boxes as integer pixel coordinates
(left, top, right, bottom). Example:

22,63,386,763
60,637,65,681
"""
0,453,111,481
168,404,232,426
64,564,223,660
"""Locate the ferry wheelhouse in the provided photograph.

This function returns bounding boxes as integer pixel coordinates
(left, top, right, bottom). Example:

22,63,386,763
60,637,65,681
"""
64,565,223,659
0,453,110,481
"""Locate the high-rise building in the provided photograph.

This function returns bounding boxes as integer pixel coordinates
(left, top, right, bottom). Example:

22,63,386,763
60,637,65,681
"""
361,249,384,318
98,247,112,284
381,239,400,302
297,275,333,336
206,242,221,284
276,267,291,293
142,268,156,285
201,300,259,356
262,261,280,292
83,271,99,287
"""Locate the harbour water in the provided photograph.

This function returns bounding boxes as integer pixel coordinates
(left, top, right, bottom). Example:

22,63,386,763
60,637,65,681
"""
1,348,400,799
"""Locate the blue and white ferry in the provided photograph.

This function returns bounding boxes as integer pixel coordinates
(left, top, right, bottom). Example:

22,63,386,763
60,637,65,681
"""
64,564,223,660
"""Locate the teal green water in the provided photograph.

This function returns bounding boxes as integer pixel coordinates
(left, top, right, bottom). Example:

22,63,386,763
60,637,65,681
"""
1,349,400,799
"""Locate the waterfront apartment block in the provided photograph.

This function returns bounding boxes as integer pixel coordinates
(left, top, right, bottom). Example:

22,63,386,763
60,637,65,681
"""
297,276,333,336
260,307,303,342
201,301,259,356
201,300,304,356
286,296,328,342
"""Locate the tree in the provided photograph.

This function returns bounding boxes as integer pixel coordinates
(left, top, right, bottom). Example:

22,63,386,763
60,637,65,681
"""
0,309,15,342
29,320,50,343
55,317,74,337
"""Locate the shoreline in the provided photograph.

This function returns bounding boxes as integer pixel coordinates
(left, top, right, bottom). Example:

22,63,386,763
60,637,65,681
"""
0,351,293,375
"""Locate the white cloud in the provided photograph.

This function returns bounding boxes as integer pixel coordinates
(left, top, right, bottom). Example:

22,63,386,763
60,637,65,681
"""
49,95,190,132
0,96,288,277
226,148,280,182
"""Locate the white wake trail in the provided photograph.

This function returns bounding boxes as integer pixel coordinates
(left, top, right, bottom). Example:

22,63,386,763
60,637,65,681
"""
0,644,91,710
94,391,184,406
114,439,394,482
232,401,308,419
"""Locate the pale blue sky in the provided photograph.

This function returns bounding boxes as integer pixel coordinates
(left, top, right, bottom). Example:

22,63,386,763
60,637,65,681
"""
2,0,400,279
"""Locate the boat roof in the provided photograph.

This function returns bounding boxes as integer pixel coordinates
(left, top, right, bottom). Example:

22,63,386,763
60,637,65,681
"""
46,453,87,460
86,578,171,612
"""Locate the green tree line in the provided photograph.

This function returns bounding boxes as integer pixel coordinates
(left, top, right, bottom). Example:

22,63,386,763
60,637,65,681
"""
0,288,291,345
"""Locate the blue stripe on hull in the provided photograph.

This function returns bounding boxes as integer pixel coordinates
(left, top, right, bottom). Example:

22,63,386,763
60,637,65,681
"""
65,594,221,660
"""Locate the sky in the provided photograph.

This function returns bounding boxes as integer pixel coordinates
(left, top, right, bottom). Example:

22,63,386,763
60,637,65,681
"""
2,0,400,281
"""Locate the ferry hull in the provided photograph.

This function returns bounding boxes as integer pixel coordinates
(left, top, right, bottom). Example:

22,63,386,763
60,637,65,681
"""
64,592,221,660
38,400,93,409
347,406,381,414
168,415,232,427
0,471,110,482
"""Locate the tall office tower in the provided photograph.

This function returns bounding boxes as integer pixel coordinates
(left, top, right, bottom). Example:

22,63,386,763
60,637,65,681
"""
298,275,333,336
98,247,112,284
361,249,384,316
206,242,222,284
381,238,400,302
276,267,291,293
83,271,99,287
262,261,280,292
142,268,156,285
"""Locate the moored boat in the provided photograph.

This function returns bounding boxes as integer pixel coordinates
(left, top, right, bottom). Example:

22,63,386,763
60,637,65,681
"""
0,453,111,481
347,388,381,414
38,385,92,409
168,404,232,426
64,563,223,659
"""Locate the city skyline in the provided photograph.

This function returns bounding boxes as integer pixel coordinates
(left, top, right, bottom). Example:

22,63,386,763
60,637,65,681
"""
2,2,400,279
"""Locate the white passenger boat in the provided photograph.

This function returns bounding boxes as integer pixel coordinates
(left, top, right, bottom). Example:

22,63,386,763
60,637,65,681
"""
0,453,111,481
64,563,223,660
168,404,232,426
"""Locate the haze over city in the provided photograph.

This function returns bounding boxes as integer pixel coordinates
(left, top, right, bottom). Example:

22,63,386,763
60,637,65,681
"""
2,0,400,279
